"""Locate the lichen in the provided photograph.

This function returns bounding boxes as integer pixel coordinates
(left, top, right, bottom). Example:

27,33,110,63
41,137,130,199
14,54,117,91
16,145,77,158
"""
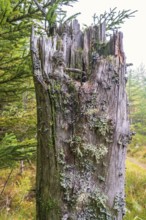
58,133,111,219
50,63,115,220
58,141,114,219
58,149,66,165
67,135,108,164
82,143,108,163
113,192,126,216
88,116,114,143
117,132,134,148
98,175,105,182
89,188,107,208
75,188,113,220
86,108,99,116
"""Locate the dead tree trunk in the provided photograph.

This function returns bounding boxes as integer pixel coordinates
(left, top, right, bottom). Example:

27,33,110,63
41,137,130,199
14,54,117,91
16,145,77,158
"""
31,20,131,220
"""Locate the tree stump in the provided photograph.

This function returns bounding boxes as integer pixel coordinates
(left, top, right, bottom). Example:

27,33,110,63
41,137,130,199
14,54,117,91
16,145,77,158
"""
31,20,131,220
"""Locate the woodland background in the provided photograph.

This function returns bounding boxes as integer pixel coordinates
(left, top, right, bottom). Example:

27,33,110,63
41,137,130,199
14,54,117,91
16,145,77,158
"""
0,0,146,219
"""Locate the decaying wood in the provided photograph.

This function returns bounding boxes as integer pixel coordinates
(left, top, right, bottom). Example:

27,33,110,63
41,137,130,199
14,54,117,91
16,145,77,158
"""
31,20,130,220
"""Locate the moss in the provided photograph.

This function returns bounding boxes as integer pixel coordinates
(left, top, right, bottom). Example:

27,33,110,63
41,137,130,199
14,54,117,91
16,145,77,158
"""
48,138,53,148
97,42,111,56
67,81,76,93
53,82,61,92
47,83,59,168
41,197,60,214
47,199,59,211
91,39,111,57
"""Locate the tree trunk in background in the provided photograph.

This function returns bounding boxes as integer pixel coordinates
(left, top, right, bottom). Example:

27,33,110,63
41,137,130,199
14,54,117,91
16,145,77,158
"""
31,20,131,220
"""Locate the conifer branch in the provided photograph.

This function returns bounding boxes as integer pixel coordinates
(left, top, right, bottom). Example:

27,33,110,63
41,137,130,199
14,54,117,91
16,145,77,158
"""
93,7,138,32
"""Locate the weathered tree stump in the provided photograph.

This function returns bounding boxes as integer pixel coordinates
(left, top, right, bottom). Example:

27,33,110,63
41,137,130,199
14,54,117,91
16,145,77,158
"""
31,20,131,220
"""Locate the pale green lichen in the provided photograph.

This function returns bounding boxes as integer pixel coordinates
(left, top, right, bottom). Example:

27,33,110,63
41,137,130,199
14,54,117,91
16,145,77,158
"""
113,192,126,216
82,143,108,163
98,175,106,182
85,108,99,116
68,135,108,163
58,144,114,220
75,188,113,220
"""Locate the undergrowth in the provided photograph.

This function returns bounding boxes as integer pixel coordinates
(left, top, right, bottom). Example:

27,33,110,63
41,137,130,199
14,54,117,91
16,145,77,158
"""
124,159,146,220
0,159,146,220
0,164,36,220
127,133,146,164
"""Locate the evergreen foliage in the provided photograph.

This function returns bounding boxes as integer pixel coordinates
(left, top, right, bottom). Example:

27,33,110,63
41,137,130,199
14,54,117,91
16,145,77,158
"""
92,7,137,33
0,1,145,218
127,66,146,136
127,65,146,161
0,0,79,168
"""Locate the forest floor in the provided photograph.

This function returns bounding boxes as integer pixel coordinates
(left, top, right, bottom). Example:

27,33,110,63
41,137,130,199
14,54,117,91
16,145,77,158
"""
127,156,146,170
124,156,146,220
0,156,145,220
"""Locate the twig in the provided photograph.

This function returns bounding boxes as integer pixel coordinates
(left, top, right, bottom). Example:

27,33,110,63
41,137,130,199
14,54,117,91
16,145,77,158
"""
33,0,46,17
7,2,50,23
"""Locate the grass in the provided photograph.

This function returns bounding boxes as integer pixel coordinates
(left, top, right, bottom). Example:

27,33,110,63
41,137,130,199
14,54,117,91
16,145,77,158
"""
0,158,146,220
0,164,36,220
127,133,146,164
129,146,146,164
124,159,146,220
